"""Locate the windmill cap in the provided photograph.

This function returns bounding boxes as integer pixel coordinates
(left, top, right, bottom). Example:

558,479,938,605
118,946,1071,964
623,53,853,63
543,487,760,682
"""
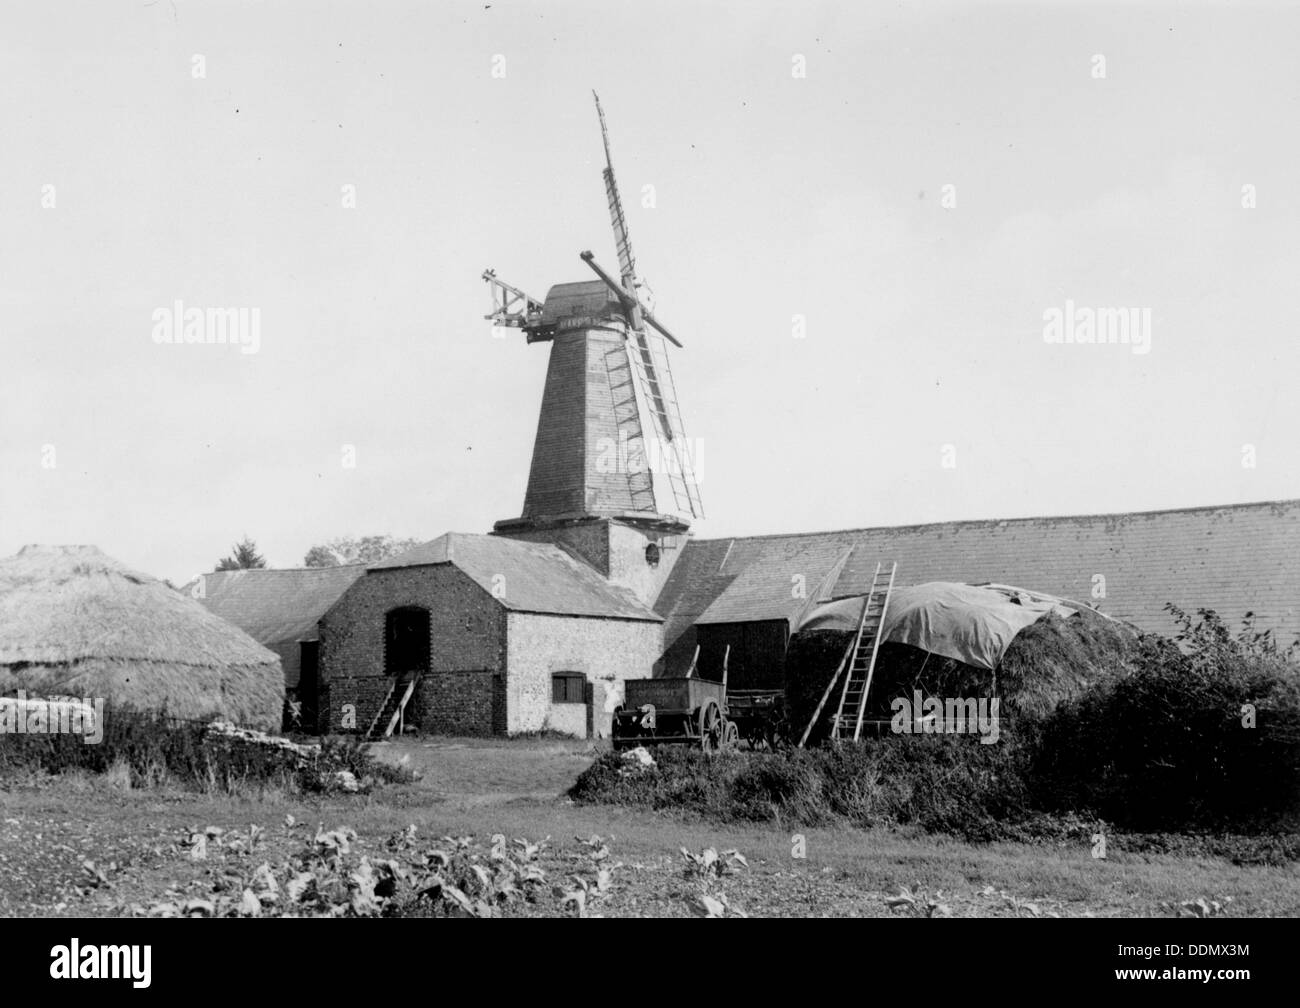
540,281,626,326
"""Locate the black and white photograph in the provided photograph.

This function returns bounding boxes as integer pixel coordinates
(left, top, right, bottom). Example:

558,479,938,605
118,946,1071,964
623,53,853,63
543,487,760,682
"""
0,0,1295,969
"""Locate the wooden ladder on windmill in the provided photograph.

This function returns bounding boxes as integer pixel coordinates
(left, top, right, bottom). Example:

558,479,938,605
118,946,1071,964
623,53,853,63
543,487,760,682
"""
622,334,703,519
799,562,897,745
602,345,658,513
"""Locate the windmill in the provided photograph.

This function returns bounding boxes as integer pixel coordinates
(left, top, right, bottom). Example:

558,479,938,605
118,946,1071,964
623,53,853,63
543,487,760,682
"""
485,93,703,525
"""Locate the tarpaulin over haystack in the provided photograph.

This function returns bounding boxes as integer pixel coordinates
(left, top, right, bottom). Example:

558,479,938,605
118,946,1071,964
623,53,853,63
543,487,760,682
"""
793,582,1078,671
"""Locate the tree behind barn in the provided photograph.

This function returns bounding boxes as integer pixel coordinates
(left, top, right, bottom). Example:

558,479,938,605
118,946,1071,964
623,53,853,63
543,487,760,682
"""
216,537,267,571
303,535,421,567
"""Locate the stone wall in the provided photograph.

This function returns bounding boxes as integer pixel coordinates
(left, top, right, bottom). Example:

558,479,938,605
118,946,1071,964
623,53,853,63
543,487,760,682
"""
606,521,689,608
505,612,661,736
544,696,588,738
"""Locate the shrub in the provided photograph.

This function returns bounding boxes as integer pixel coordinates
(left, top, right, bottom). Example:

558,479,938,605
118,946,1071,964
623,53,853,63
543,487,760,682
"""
571,734,1034,839
0,709,411,796
0,708,211,782
730,750,827,823
1035,606,1300,831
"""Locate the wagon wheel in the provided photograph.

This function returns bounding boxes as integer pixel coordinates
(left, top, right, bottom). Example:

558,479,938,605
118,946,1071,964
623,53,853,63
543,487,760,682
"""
699,701,722,752
722,720,740,751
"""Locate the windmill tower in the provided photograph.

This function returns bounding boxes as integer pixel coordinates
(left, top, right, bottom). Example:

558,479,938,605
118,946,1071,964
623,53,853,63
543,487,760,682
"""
486,93,703,602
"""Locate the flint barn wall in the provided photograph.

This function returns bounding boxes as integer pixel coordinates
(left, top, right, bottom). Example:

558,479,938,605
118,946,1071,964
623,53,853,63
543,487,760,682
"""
505,612,661,736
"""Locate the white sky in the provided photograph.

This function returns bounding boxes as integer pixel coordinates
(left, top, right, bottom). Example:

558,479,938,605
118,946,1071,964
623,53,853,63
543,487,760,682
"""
2,1,1298,584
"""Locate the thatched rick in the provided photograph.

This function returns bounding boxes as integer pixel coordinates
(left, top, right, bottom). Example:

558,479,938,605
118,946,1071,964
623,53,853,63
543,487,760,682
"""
0,545,282,731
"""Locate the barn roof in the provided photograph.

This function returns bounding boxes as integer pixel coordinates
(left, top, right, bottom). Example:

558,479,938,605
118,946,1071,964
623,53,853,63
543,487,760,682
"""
186,565,367,648
658,499,1300,646
370,533,662,621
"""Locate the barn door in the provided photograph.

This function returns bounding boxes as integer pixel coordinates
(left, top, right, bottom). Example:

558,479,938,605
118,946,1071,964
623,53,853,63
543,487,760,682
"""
385,607,431,677
298,641,320,733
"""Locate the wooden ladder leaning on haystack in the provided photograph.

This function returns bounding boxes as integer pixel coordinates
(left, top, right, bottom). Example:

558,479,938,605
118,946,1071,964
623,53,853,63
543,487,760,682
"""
365,671,423,742
798,561,898,746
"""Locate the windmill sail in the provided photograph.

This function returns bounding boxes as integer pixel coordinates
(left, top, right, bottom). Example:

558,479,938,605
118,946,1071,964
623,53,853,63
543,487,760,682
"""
592,93,704,520
595,91,637,284
629,330,705,519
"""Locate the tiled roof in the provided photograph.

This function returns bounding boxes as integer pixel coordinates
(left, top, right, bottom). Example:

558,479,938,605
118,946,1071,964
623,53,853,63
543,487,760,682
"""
187,565,367,648
185,565,367,688
370,533,661,621
660,499,1300,645
653,537,736,646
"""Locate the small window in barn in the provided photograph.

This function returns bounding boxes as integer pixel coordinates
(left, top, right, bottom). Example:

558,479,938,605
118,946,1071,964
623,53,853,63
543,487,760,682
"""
645,542,660,567
552,672,585,704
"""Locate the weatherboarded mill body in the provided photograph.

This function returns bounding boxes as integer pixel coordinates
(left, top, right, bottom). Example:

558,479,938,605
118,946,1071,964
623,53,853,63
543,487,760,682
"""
193,98,1300,739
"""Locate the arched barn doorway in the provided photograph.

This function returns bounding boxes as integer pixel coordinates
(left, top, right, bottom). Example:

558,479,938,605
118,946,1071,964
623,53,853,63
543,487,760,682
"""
383,606,430,732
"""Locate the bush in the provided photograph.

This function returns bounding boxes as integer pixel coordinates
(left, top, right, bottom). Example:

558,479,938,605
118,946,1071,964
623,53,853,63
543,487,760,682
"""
0,709,411,795
0,709,211,782
571,733,1035,839
1034,606,1300,832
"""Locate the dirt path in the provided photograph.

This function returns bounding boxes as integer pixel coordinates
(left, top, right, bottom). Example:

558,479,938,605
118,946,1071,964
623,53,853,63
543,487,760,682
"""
367,735,598,803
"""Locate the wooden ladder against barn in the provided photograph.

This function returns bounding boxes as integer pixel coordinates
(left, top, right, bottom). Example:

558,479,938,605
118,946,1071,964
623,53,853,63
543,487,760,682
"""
798,562,897,746
832,562,897,742
364,672,423,742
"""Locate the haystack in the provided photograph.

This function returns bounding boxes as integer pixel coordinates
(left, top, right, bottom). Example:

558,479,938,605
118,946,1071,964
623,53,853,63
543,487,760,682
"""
0,545,282,730
786,591,1138,743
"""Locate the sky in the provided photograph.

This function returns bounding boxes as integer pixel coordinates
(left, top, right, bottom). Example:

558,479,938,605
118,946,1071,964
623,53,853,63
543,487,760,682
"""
2,1,1298,585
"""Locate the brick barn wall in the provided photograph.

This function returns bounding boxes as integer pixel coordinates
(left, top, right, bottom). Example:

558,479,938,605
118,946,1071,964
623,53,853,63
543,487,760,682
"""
317,565,505,733
319,676,392,735
413,670,503,737
505,612,662,737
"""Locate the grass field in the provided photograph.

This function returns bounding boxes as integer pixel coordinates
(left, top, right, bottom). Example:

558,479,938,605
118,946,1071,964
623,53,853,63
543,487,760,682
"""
2,735,1298,918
